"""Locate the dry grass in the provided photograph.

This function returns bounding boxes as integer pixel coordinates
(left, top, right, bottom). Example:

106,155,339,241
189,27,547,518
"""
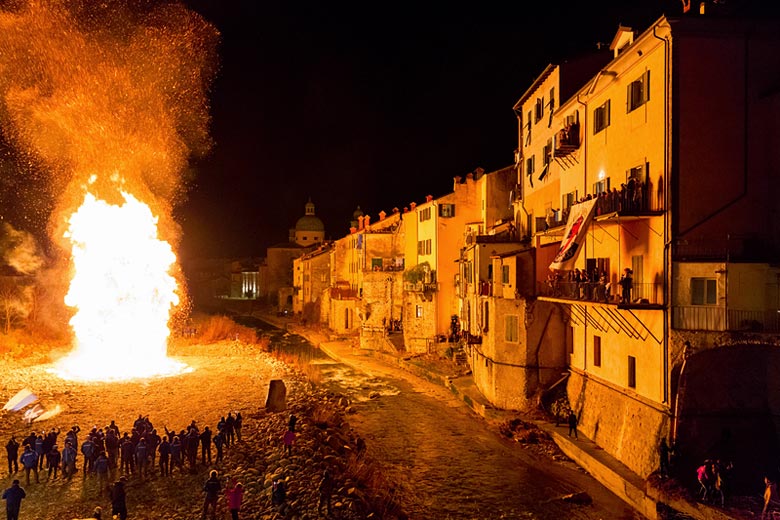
185,313,260,344
269,349,323,384
0,329,61,364
310,402,339,429
343,452,408,519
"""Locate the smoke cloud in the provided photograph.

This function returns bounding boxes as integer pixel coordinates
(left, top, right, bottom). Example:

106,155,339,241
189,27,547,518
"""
0,0,220,246
0,222,43,275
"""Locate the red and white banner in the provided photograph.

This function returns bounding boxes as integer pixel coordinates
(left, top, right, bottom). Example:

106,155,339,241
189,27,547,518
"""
549,198,598,271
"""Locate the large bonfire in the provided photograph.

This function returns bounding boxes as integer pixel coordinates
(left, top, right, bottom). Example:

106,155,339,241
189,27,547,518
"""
0,1,219,380
55,186,186,380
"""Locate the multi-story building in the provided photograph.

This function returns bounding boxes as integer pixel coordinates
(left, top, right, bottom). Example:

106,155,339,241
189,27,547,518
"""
512,12,780,483
326,209,405,336
403,174,481,353
456,165,546,409
292,242,332,321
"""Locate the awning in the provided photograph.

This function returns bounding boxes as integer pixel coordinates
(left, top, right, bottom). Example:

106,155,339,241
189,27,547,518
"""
549,198,598,271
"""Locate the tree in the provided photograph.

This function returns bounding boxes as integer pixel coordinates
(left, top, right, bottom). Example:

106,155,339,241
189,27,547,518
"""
0,277,30,334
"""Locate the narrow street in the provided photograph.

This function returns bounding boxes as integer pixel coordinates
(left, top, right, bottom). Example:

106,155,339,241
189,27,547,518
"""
261,320,645,520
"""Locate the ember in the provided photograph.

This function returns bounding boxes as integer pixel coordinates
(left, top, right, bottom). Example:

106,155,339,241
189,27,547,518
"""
0,1,219,381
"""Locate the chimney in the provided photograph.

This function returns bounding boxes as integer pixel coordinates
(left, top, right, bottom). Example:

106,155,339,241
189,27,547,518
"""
358,215,365,230
410,202,417,211
364,215,371,227
465,173,473,182
403,207,409,213
425,195,433,202
350,226,357,234
379,210,386,220
392,207,400,214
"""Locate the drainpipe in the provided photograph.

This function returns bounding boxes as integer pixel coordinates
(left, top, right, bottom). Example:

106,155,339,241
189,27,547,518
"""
576,93,589,366
653,23,672,412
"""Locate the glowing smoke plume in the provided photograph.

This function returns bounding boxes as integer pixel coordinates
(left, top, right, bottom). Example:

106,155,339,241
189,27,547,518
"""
0,1,219,380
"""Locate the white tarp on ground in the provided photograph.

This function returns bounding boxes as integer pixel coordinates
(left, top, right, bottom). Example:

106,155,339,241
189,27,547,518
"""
3,388,38,411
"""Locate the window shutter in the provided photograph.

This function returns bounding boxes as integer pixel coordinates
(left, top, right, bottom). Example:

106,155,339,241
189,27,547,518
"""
606,99,611,125
644,70,650,103
627,82,631,112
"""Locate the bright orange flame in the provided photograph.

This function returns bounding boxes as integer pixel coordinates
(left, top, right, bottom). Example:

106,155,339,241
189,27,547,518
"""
53,189,188,381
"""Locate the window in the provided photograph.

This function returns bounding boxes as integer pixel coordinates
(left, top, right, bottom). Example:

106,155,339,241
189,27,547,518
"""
505,315,519,342
535,96,544,123
415,305,423,318
483,301,489,332
593,100,611,134
548,87,555,111
419,207,432,222
525,110,532,146
563,191,577,211
628,356,636,388
417,239,432,256
593,336,602,367
593,178,610,195
501,265,510,284
691,278,717,305
526,155,535,176
628,70,650,112
542,138,552,166
439,204,456,218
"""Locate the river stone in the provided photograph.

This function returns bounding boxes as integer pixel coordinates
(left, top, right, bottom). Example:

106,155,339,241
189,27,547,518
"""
265,379,287,411
561,491,592,504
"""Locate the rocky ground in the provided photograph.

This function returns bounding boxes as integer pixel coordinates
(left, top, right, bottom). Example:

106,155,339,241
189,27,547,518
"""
0,340,400,519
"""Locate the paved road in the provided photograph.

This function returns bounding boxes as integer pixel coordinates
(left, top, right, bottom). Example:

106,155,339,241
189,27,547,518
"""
312,353,643,520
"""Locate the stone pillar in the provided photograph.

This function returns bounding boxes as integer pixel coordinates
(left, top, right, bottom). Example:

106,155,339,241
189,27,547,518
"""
265,379,287,412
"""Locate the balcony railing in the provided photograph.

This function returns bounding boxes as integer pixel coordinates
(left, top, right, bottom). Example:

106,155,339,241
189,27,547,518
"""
330,287,359,299
537,281,662,306
555,123,581,157
673,306,780,332
404,282,439,293
478,281,492,296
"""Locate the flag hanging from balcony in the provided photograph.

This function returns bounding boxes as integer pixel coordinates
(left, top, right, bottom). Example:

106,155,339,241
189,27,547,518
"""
549,198,598,271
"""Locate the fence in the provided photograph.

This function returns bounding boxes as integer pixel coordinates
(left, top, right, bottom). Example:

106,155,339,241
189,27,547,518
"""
673,306,780,332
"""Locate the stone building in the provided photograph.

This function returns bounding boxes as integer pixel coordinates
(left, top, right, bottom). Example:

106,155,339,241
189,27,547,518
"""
325,209,405,338
265,200,325,310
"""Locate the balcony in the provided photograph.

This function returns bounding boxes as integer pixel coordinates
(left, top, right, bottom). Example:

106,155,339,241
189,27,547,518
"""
538,280,663,307
673,306,780,332
555,123,580,158
330,286,359,300
478,281,492,296
404,281,439,293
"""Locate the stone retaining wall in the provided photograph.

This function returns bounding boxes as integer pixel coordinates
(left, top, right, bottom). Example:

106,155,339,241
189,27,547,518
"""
568,370,669,478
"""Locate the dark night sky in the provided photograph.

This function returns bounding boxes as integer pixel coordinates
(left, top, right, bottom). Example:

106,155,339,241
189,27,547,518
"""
0,1,689,259
176,1,696,259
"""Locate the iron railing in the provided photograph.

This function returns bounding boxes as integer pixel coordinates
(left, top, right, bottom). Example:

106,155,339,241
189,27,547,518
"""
538,281,662,305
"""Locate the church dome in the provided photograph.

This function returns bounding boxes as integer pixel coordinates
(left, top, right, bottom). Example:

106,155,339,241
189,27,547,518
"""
295,214,324,232
295,199,324,232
